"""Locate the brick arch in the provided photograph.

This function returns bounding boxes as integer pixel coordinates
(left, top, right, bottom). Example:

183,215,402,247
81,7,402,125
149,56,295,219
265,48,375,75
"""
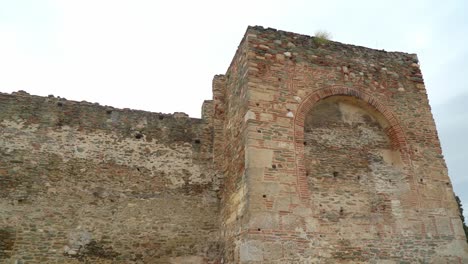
293,86,410,200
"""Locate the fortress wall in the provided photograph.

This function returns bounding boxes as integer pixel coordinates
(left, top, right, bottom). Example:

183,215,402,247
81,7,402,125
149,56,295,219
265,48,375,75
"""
1,26,467,264
0,92,221,263
235,26,468,263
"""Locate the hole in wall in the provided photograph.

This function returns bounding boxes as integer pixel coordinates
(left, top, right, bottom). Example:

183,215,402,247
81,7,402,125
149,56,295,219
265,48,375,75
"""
262,195,266,198
333,171,339,178
303,141,307,146
106,109,112,114
159,115,164,120
272,164,277,169
256,103,260,107
57,102,63,107
194,139,201,144
135,133,143,139
257,130,262,133
257,228,261,231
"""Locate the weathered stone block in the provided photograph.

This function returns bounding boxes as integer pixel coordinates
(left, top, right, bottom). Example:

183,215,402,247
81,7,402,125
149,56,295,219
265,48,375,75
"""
245,147,273,169
263,242,283,261
239,240,263,262
247,211,279,230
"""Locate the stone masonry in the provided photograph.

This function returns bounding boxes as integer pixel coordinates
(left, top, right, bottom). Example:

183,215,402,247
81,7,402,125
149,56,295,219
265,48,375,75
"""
1,26,467,263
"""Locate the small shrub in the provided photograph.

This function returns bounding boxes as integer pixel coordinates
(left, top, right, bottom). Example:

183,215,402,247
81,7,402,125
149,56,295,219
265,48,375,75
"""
314,30,332,46
455,195,468,243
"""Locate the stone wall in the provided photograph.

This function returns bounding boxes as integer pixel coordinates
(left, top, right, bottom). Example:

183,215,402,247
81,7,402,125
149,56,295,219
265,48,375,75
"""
215,34,251,262
0,92,221,263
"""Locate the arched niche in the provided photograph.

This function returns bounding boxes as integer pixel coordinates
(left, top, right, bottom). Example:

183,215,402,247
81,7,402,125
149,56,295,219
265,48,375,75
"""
293,87,413,238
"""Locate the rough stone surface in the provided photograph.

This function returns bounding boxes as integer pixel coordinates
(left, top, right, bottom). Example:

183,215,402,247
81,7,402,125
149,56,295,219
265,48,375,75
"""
215,26,468,263
1,26,467,263
0,93,220,263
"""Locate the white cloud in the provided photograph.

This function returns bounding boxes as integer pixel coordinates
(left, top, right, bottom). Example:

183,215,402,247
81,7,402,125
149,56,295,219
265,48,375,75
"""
0,0,466,114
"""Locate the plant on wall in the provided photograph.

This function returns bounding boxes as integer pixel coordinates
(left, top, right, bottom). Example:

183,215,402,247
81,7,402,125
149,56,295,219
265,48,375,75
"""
455,195,468,243
313,30,332,46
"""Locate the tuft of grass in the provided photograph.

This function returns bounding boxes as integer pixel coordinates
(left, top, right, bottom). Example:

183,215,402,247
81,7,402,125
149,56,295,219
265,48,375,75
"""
313,30,332,46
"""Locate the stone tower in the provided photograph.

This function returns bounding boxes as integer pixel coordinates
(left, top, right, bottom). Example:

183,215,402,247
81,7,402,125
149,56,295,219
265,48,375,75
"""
209,26,468,263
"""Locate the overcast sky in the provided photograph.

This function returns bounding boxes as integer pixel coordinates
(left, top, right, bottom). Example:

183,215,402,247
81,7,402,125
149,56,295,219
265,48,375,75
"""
1,0,467,217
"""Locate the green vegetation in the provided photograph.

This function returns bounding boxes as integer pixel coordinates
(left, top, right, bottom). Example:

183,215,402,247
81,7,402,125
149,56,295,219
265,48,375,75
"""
455,195,468,243
313,30,332,46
